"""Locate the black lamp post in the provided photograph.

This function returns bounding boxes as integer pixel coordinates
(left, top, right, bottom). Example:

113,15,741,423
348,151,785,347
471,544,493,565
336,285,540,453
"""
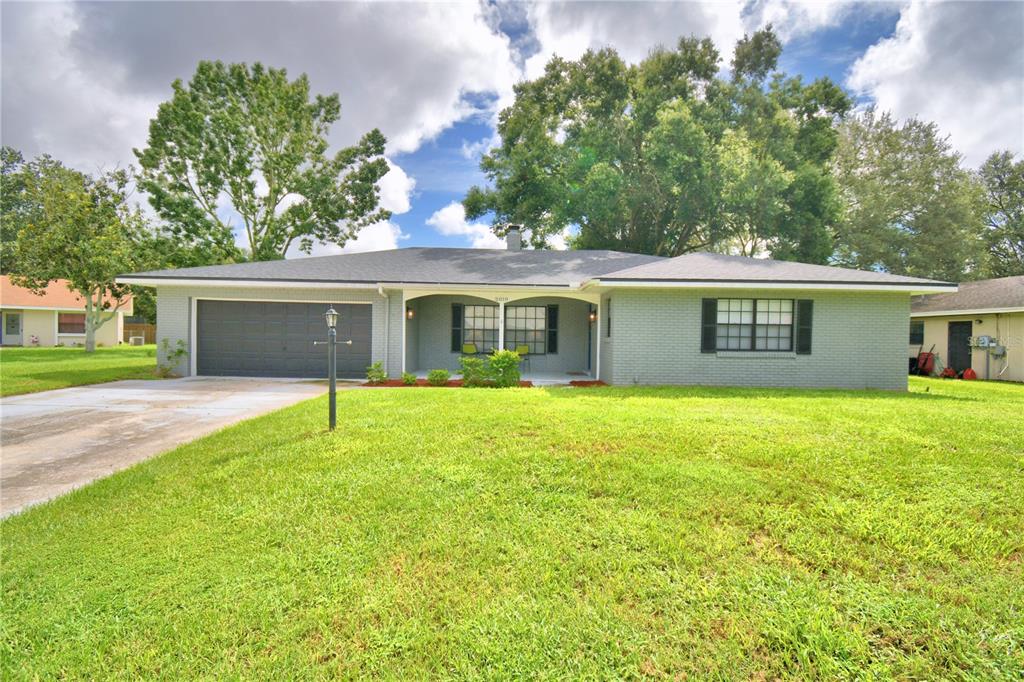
315,306,340,431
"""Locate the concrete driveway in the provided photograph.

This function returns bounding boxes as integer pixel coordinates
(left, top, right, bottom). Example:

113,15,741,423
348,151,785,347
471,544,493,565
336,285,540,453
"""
0,377,327,517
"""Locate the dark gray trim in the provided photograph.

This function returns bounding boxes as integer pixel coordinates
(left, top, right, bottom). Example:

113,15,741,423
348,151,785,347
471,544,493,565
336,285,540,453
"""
119,275,577,288
600,277,956,287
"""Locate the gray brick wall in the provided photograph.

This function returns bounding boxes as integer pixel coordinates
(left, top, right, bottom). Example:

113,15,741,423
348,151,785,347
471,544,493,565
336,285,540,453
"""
604,288,909,390
598,295,613,383
154,284,910,389
154,285,400,377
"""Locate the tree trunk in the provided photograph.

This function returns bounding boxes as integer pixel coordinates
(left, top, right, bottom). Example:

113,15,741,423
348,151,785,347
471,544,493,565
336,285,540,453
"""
84,296,97,353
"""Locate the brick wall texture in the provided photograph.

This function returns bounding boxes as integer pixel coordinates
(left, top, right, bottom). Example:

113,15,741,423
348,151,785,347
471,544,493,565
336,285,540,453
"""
156,284,910,389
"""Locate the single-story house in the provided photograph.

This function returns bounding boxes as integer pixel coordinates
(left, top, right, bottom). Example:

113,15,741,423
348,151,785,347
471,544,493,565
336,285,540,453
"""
118,232,954,389
0,275,132,347
910,275,1023,382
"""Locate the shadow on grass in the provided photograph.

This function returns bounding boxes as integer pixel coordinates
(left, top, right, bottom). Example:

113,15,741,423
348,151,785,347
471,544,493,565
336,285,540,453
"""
537,383,980,403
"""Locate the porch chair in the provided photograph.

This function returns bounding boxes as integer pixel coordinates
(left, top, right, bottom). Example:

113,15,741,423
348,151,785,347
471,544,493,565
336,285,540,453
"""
462,343,478,355
515,344,531,373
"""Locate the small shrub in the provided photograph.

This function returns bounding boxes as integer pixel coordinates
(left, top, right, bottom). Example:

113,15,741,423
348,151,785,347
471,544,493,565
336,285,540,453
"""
488,349,521,388
427,369,450,386
401,372,417,386
97,342,105,348
156,338,188,378
366,361,387,385
459,355,488,387
54,342,65,348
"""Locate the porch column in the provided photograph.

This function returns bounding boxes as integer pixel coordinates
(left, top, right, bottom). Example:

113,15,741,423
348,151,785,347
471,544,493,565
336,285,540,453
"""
497,300,505,351
595,299,601,381
400,290,407,374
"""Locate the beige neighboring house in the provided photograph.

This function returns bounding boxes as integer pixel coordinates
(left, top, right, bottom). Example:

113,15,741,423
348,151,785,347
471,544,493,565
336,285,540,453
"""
910,275,1024,382
0,275,132,347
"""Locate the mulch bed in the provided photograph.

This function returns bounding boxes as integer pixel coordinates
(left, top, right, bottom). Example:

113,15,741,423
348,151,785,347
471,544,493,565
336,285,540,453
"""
569,380,608,387
362,379,534,388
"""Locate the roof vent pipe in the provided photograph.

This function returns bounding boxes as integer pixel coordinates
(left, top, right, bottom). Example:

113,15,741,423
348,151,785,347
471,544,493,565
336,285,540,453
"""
506,225,523,251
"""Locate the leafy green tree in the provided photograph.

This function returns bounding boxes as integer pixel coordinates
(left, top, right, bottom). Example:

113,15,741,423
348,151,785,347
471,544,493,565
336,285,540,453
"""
1,147,31,273
832,109,987,282
978,151,1024,277
135,61,390,261
9,159,148,352
464,28,849,261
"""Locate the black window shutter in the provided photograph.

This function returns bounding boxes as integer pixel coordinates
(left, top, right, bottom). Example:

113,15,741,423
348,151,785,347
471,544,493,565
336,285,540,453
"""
796,299,813,355
701,298,717,353
451,303,463,352
547,305,558,354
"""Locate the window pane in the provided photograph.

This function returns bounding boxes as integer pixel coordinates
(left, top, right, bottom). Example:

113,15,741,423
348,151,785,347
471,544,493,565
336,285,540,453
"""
58,313,86,334
505,306,547,354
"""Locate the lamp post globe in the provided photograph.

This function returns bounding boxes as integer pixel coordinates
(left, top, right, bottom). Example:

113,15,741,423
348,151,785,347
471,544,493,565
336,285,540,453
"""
324,307,339,329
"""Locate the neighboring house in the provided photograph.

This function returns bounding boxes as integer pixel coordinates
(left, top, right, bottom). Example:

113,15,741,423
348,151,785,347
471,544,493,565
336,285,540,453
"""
0,276,132,347
910,275,1024,382
118,231,954,389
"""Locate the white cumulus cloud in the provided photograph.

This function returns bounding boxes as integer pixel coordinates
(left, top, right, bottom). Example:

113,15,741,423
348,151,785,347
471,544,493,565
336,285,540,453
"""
426,201,505,249
378,160,416,215
847,0,1024,166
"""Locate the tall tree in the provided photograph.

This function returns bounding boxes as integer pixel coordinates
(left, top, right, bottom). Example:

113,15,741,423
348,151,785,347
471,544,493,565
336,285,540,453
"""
464,28,849,261
135,61,390,261
978,151,1024,277
8,158,148,352
832,109,986,282
1,147,30,273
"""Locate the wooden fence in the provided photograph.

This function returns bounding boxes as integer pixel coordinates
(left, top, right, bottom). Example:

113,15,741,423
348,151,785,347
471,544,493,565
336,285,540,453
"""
123,323,156,345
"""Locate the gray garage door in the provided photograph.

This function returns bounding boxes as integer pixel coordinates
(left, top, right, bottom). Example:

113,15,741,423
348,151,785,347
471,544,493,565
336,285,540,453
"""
196,300,372,378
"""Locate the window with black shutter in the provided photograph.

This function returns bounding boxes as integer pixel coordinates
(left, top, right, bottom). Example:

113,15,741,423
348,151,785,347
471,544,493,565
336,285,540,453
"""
546,305,558,354
450,303,463,352
701,299,717,352
796,299,813,354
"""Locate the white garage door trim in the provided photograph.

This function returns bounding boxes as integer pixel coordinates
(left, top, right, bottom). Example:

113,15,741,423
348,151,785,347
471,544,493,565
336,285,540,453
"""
189,297,373,377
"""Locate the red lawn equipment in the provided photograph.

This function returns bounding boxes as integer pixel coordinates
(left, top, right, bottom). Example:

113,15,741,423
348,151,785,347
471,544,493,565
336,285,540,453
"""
916,344,936,376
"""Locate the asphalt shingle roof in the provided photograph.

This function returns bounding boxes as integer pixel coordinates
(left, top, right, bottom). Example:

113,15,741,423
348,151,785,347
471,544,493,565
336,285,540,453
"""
911,276,1024,314
123,247,957,289
598,252,953,287
124,247,665,287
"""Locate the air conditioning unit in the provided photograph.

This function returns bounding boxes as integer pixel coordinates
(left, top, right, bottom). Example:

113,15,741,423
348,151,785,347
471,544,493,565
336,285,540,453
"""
129,336,145,346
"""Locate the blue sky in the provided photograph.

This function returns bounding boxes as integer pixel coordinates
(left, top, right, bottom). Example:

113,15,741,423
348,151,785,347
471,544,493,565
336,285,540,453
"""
2,1,1021,256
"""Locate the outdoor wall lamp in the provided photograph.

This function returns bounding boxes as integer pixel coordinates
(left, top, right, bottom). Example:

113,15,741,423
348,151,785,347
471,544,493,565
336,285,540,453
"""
588,310,598,323
406,307,415,320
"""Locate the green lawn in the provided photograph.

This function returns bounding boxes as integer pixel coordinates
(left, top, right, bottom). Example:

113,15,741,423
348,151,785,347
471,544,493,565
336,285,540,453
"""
2,378,1022,678
0,344,159,396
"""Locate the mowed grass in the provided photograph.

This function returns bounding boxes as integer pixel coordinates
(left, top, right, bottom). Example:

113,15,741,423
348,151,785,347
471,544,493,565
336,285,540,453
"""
2,378,1022,679
0,344,158,396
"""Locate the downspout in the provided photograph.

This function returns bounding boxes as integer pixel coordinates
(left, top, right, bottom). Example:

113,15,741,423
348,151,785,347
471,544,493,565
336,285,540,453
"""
377,284,389,376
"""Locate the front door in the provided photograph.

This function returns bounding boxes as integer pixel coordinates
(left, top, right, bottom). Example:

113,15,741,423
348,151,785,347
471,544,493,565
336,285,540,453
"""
3,312,23,346
947,321,972,374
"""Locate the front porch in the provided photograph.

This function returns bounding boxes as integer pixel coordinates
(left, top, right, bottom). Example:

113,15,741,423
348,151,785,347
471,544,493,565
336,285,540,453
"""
401,292,602,382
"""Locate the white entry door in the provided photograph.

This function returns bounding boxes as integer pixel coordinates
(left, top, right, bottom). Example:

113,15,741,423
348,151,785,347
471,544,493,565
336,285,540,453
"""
3,312,23,346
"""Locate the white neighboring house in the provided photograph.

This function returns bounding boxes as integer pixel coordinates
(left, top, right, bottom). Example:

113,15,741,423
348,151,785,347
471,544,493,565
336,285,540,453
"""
910,275,1024,382
0,275,131,347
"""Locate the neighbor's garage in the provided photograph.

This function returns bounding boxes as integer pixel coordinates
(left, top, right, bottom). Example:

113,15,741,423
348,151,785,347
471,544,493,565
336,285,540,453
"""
196,300,371,378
